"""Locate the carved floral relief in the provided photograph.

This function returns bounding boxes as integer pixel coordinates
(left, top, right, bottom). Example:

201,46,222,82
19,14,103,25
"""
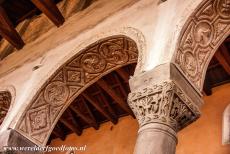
128,81,201,131
175,0,230,90
0,91,11,125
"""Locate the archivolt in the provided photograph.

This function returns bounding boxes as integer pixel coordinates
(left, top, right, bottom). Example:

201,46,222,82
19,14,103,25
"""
173,0,230,91
15,35,139,145
0,91,12,126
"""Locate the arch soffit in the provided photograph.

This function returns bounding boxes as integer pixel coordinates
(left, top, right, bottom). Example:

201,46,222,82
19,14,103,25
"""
14,27,146,146
173,0,230,92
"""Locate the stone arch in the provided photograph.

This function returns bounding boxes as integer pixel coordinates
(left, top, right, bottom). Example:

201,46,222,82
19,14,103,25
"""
0,89,13,129
15,34,142,146
173,0,230,92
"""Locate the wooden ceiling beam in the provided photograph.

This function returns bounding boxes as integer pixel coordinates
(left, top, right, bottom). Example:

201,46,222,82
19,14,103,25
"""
31,0,64,27
203,75,212,96
82,93,118,124
96,79,134,117
70,104,99,130
215,48,230,76
0,6,24,49
81,97,99,130
52,125,65,141
115,68,130,82
96,87,118,119
220,44,230,65
60,109,82,136
114,73,128,98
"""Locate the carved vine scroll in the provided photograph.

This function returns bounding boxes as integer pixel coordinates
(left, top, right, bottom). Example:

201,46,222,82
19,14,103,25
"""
16,36,138,145
0,91,11,125
174,0,230,91
128,81,201,131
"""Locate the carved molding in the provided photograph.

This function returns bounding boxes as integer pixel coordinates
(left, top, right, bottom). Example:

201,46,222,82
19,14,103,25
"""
128,81,201,131
174,0,230,91
16,36,138,145
0,91,11,126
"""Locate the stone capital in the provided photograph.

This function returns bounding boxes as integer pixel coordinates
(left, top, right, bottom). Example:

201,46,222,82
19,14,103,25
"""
128,63,203,131
128,80,201,131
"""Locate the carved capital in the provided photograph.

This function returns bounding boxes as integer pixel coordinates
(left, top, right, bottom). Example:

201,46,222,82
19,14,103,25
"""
128,80,201,131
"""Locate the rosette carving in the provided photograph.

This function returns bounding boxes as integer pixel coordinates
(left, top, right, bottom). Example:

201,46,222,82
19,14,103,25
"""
0,91,11,125
175,0,230,90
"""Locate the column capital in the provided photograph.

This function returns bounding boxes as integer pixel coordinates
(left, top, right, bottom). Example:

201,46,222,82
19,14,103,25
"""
128,63,203,131
128,80,201,131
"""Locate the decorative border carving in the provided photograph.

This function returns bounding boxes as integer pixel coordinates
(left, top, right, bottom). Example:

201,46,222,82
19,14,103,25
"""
174,0,230,91
16,36,138,145
128,81,201,131
0,91,12,126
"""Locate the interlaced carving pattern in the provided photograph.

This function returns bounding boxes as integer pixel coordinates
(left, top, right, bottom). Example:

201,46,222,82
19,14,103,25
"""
0,91,11,125
16,36,138,145
128,81,201,131
175,0,230,90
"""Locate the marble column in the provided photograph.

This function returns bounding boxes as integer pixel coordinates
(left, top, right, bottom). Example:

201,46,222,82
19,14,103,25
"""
128,63,203,154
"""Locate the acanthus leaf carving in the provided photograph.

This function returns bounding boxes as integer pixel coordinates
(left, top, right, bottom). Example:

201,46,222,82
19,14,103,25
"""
128,81,201,131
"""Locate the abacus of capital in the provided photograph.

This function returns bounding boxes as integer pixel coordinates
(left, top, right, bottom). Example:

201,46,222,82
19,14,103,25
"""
128,63,203,154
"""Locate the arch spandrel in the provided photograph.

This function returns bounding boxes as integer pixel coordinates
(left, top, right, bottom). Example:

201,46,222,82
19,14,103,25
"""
15,35,140,145
173,0,230,92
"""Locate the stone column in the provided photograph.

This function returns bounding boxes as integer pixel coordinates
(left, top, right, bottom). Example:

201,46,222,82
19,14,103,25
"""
128,63,203,154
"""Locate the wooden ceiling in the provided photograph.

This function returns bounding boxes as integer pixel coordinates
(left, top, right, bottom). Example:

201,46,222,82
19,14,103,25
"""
0,0,91,50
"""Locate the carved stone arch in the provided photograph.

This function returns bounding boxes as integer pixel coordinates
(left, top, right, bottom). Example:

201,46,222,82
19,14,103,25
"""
223,103,230,145
0,89,13,128
173,0,230,92
15,34,141,146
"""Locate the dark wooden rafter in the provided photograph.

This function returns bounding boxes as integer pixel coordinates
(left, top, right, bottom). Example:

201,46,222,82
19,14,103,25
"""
31,0,64,27
96,87,118,119
52,123,65,141
82,97,99,128
115,68,130,82
203,74,212,96
215,47,230,76
113,73,128,98
96,79,134,117
69,103,99,130
0,5,24,49
59,109,82,136
220,44,230,66
81,93,118,124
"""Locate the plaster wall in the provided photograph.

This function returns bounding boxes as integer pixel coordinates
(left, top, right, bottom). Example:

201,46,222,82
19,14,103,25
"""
48,83,230,154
